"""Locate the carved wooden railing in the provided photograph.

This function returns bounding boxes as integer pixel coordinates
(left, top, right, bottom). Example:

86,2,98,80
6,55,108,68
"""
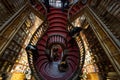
76,35,86,74
67,0,86,79
26,51,40,80
47,35,67,48
26,0,49,80
25,0,48,45
29,22,48,45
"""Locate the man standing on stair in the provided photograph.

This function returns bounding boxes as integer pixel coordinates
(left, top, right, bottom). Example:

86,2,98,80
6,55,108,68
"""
61,0,69,12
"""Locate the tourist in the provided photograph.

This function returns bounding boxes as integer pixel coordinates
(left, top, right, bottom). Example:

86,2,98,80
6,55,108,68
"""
69,27,83,38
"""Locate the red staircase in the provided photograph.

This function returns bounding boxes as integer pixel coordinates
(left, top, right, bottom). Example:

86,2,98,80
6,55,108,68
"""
35,3,46,15
35,7,80,80
26,0,87,80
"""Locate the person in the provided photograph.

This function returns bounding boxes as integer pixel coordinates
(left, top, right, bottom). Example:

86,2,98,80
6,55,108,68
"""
69,27,83,38
52,48,59,61
58,58,68,72
58,52,68,72
26,44,38,61
61,0,69,12
44,0,50,12
69,27,83,47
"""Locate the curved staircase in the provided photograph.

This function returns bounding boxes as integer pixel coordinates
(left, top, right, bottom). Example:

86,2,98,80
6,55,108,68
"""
26,0,87,80
35,7,80,80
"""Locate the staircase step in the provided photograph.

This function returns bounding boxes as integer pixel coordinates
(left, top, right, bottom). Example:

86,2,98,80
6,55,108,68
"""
68,61,77,71
49,23,66,27
47,28,66,32
38,40,46,46
47,30,67,34
47,14,67,21
37,60,48,69
67,57,79,65
49,22,66,27
48,25,66,30
49,7,62,11
47,10,67,16
49,19,67,24
37,45,46,51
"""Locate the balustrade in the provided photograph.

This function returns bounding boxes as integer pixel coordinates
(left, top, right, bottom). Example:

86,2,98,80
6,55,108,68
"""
47,35,66,47
67,6,86,78
90,0,120,41
29,22,48,45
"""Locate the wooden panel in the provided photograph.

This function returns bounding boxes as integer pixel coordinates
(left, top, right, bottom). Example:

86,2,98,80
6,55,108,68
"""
84,6,120,75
